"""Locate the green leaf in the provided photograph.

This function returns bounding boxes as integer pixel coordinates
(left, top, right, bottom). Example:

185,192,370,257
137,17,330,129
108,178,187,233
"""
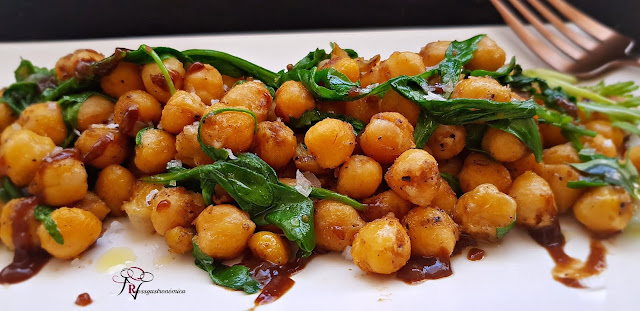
14,59,56,89
440,172,463,197
611,121,640,135
209,161,274,209
34,205,64,245
465,124,487,153
308,187,364,210
197,108,258,161
488,118,543,162
289,109,365,135
41,76,101,102
496,218,516,239
0,177,23,203
140,45,176,95
123,46,192,65
192,240,260,294
183,49,279,88
585,80,639,97
58,92,111,129
1,82,41,114
413,110,439,149
135,127,154,147
439,34,485,97
568,149,640,199
578,101,640,123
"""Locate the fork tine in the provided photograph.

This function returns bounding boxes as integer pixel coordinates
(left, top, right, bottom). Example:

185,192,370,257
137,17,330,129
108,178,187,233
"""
547,0,618,41
527,0,598,50
490,0,571,70
508,0,585,60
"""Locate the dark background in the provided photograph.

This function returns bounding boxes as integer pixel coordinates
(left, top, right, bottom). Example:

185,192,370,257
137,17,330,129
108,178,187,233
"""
1,0,637,42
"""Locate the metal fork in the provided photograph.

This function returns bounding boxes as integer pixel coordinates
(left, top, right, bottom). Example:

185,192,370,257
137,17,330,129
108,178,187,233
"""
491,0,639,79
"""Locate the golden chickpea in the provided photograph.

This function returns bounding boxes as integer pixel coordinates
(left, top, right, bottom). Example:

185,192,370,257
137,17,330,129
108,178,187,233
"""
438,156,464,176
74,127,130,169
538,164,584,214
380,52,426,79
0,103,17,133
573,186,633,234
194,204,256,259
508,171,557,228
70,192,110,220
504,153,543,180
252,121,297,170
361,190,413,222
165,226,196,254
481,127,528,162
403,206,459,257
360,112,415,164
360,63,385,87
113,90,163,136
100,61,145,98
304,118,356,169
543,143,580,164
451,76,512,102
184,62,225,105
248,231,290,265
293,142,332,176
431,177,458,216
150,187,205,236
275,80,316,122
141,57,185,103
385,149,441,206
28,152,87,206
199,104,255,154
419,41,451,67
459,153,512,193
134,129,176,174
160,90,207,134
76,95,115,132
351,214,411,274
37,207,102,259
465,36,507,71
539,123,568,148
379,90,420,126
319,57,360,82
314,200,365,252
583,134,617,158
0,129,56,186
585,120,625,150
222,75,242,90
344,96,380,123
95,164,136,216
18,102,68,145
630,145,640,170
0,198,40,251
122,181,165,233
175,124,214,167
336,155,383,199
454,183,517,241
427,125,467,161
221,81,272,123
55,49,104,81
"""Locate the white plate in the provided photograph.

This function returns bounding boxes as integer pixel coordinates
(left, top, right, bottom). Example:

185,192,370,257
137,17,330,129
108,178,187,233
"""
1,26,640,311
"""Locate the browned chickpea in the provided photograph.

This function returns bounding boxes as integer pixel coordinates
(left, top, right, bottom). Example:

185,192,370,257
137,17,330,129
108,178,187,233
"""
351,214,411,274
37,207,102,259
583,134,617,158
314,200,366,252
419,41,451,67
379,90,420,126
76,95,115,132
344,96,380,123
199,104,255,154
175,124,214,167
165,226,196,254
465,36,507,71
70,192,110,220
508,171,557,228
150,187,206,236
100,62,145,98
454,183,517,242
386,149,441,206
95,164,136,216
360,112,415,164
113,90,163,136
403,206,459,257
74,127,130,169
221,75,242,90
221,81,272,123
319,57,360,82
0,129,56,186
573,186,633,234
275,81,316,122
160,90,207,134
451,77,512,102
458,153,512,193
336,155,383,199
0,198,41,251
184,62,225,105
55,49,104,81
481,127,528,162
438,156,464,176
585,120,625,150
134,129,176,174
293,142,332,176
539,123,568,148
504,153,543,180
543,143,580,164
538,164,584,214
427,125,466,161
28,151,88,206
18,102,68,145
0,103,17,133
122,181,165,233
141,57,185,103
361,190,413,222
431,176,458,216
360,63,385,87
248,231,290,265
194,204,256,259
304,118,356,169
252,121,297,170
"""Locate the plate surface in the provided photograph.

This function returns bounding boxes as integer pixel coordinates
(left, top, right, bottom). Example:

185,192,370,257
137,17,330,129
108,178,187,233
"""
1,26,640,311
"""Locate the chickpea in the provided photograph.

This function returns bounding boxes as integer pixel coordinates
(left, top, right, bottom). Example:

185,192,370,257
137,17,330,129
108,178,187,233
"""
150,187,205,236
419,41,451,67
336,155,383,199
18,102,67,145
0,103,17,133
28,152,88,206
175,124,214,167
100,62,145,98
37,207,102,259
454,183,517,241
508,171,557,228
95,164,136,216
543,143,580,164
134,129,177,174
380,52,426,79
0,198,40,251
0,129,56,186
585,120,625,150
539,123,568,148
74,127,130,169
538,164,584,214
504,153,543,180
438,156,464,176
431,176,458,216
360,112,415,164
451,76,512,102
275,81,316,122
184,62,225,105
158,91,205,135
141,57,185,103
360,63,385,87
344,96,380,123
304,118,356,169
351,214,411,274
222,75,242,90
76,95,115,132
458,153,512,193
385,150,440,207
583,134,617,158
221,81,272,123
165,226,196,254
319,57,360,82
122,181,165,233
70,192,110,220
55,49,104,81
481,127,528,162
465,36,507,71
248,231,290,265
427,125,467,161
252,121,297,170
293,143,332,176
379,90,420,126
113,90,163,136
403,207,459,257
194,204,256,259
573,186,633,234
314,200,365,252
361,190,413,222
630,145,640,170
199,104,255,154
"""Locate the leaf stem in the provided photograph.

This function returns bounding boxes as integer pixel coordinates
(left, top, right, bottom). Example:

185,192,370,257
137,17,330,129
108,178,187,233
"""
142,45,176,96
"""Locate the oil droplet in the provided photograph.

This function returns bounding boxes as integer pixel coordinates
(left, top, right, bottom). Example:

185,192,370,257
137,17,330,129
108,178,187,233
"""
96,247,137,274
154,254,177,267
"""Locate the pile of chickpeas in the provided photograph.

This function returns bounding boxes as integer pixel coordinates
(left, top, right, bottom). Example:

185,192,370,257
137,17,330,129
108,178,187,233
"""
0,37,638,276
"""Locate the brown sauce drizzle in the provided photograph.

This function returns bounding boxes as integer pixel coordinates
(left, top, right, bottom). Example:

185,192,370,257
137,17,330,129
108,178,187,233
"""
81,133,114,163
452,234,477,256
75,293,93,306
467,248,485,261
395,256,452,284
528,219,606,288
0,197,51,284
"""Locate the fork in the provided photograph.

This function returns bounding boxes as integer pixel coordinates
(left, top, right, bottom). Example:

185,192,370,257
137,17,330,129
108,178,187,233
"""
491,0,639,79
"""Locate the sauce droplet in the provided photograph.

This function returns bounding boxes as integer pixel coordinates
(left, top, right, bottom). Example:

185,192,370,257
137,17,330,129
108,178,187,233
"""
75,293,93,306
395,256,452,284
96,247,137,274
467,248,485,261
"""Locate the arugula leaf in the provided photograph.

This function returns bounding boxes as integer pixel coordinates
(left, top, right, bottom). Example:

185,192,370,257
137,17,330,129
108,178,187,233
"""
496,218,516,239
197,108,258,161
135,127,154,147
192,240,260,294
41,76,101,102
567,149,640,199
465,124,487,153
439,34,485,97
34,205,64,245
140,45,176,95
440,172,462,197
289,109,365,135
277,48,330,85
611,121,640,136
308,187,364,211
488,118,543,162
468,56,516,78
0,177,23,203
413,110,439,149
122,46,192,65
1,82,41,114
58,92,111,129
578,101,640,123
183,49,279,88
14,59,57,90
